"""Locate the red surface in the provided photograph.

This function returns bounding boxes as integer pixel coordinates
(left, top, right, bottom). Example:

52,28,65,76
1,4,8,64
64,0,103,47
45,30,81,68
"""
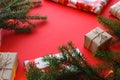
0,0,120,80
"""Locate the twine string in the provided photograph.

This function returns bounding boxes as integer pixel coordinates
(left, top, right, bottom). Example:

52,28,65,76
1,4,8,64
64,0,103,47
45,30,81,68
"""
0,54,11,80
87,29,107,49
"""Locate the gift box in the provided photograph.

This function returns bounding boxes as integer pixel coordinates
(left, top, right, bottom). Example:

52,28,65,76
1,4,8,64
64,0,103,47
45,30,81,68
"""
110,1,120,20
0,52,18,80
51,0,109,14
84,27,112,52
24,48,81,70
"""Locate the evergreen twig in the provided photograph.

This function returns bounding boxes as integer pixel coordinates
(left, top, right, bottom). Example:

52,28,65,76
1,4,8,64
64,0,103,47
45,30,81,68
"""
26,41,105,80
0,0,47,33
94,50,120,80
97,15,120,40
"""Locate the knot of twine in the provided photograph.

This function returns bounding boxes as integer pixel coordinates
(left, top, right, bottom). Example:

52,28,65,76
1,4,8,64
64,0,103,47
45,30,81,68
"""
87,28,108,49
0,54,11,80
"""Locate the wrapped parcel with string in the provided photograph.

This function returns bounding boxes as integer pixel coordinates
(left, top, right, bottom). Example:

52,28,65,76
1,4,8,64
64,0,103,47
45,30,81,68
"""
110,1,120,20
51,0,109,14
0,52,18,80
84,27,112,52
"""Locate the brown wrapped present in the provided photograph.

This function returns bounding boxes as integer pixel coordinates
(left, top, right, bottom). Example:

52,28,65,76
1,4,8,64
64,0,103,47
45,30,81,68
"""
0,52,18,80
110,1,120,20
84,27,112,52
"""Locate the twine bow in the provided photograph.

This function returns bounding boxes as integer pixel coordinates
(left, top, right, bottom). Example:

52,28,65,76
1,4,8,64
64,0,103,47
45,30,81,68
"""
87,28,108,49
0,54,11,80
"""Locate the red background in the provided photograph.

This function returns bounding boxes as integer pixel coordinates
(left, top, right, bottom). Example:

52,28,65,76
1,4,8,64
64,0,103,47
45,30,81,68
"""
1,0,120,80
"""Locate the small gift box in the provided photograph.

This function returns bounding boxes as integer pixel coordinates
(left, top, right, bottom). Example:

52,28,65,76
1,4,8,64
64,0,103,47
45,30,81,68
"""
110,1,120,20
0,52,18,80
51,0,109,14
84,27,112,52
24,48,81,70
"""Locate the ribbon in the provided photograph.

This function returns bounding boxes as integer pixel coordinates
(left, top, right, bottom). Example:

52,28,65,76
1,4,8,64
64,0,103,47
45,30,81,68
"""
0,54,11,80
87,28,108,49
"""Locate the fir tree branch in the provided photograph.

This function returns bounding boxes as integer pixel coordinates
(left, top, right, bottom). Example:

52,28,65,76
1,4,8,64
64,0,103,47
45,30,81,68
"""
25,63,44,80
15,27,31,33
4,0,18,10
93,50,120,62
0,0,47,33
43,56,62,70
26,42,110,80
93,50,114,61
12,0,41,8
97,15,120,39
26,16,47,20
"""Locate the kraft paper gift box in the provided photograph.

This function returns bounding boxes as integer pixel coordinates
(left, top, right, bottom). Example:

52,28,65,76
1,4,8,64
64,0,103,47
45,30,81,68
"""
84,27,112,52
24,48,81,70
51,0,109,14
110,1,120,20
0,52,18,80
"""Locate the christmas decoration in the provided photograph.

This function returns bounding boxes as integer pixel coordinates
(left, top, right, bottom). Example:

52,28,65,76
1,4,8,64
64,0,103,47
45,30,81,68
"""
0,0,47,33
25,41,120,80
97,15,120,43
25,41,107,80
93,50,120,80
87,15,120,79
104,69,114,78
84,27,112,52
0,52,18,80
51,0,109,14
24,48,81,70
110,1,120,20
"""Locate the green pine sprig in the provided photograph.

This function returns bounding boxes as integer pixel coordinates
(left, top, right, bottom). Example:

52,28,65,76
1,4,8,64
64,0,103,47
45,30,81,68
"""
25,63,44,80
26,42,120,80
97,15,120,41
0,0,47,33
94,50,120,80
26,41,105,80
